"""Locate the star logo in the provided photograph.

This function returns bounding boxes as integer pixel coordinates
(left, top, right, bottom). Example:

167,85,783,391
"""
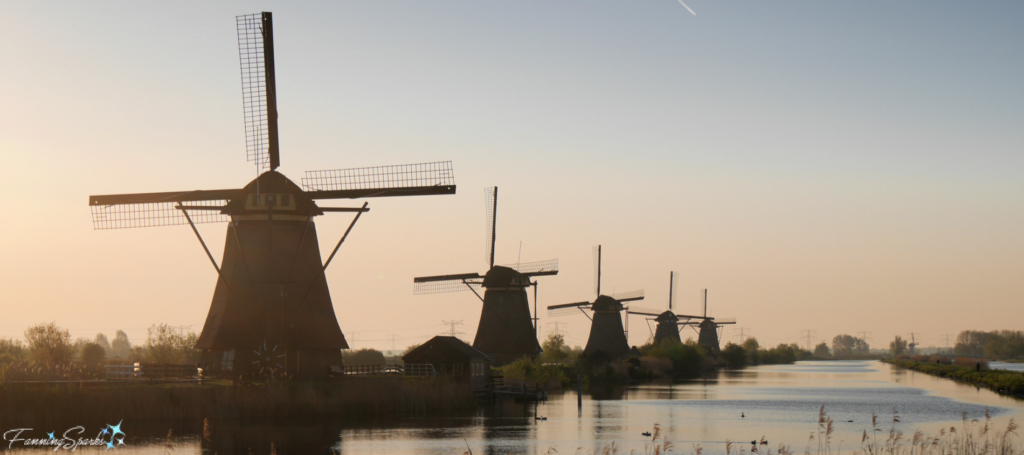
107,421,125,438
47,432,55,440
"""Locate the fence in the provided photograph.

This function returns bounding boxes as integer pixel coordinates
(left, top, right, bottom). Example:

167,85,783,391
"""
341,363,437,377
105,363,200,381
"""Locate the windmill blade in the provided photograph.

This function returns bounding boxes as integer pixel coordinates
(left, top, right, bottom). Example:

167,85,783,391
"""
625,306,662,317
484,187,497,268
88,190,236,230
302,161,456,199
237,12,279,171
612,289,645,302
592,245,602,297
547,301,592,311
547,303,592,318
500,259,558,277
413,279,482,295
413,272,481,283
669,271,678,311
674,313,706,320
715,317,737,324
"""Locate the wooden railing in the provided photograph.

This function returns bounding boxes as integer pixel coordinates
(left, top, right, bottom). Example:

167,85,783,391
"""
105,363,200,381
341,363,438,377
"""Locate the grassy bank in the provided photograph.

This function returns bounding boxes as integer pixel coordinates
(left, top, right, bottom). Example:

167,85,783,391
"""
884,358,1024,396
0,376,474,428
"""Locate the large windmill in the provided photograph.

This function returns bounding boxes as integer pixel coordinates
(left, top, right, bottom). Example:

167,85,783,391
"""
546,246,645,360
88,12,456,378
629,271,692,346
675,289,736,353
413,187,558,366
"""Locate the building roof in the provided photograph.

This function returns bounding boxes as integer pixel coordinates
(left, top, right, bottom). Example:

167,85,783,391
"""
403,336,491,361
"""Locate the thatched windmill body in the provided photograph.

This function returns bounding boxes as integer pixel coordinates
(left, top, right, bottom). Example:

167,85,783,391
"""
88,12,456,377
546,246,645,360
413,187,558,366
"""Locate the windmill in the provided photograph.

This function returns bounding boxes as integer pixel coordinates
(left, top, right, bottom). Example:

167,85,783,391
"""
908,334,918,355
674,289,736,353
546,246,644,360
628,271,690,346
87,12,456,378
412,187,558,366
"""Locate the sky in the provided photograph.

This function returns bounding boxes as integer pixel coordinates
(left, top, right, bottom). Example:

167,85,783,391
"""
1,1,1021,352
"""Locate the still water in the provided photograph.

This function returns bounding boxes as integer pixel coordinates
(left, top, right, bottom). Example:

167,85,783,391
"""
10,361,1024,454
991,361,1024,373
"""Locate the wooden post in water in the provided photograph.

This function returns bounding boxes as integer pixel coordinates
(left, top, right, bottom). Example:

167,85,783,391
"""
577,374,582,409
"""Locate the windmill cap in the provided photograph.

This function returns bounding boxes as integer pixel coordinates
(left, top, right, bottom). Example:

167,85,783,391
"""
655,310,678,323
482,265,527,287
592,295,623,312
223,170,322,215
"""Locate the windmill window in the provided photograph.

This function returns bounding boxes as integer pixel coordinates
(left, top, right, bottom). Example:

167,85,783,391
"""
280,194,290,207
265,194,277,206
250,194,261,206
222,350,235,371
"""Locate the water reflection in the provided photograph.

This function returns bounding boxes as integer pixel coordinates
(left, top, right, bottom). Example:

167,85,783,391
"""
12,361,1022,454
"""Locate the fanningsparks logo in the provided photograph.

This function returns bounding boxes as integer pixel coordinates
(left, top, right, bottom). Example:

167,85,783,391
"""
4,420,126,451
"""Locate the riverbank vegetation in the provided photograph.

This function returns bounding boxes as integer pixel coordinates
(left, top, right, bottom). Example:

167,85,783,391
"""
0,376,474,428
884,358,1024,396
953,330,1024,360
0,322,200,383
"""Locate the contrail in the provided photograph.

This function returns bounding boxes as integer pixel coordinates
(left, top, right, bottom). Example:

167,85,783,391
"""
677,0,696,16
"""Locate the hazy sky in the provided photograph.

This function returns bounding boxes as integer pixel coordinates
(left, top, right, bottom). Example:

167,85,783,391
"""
1,1,1021,352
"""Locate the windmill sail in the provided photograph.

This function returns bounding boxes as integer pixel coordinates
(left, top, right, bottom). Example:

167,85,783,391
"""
302,161,456,199
237,12,279,171
611,289,645,302
500,259,558,277
484,187,497,268
88,190,237,229
412,272,482,295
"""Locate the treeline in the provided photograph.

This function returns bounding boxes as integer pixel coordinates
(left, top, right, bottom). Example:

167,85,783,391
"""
0,322,200,382
495,334,812,386
953,330,1024,360
806,334,872,358
720,338,813,368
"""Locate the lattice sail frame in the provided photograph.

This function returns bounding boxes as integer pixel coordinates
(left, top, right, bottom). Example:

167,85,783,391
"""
413,278,482,295
548,304,592,318
499,259,558,276
90,201,230,230
238,13,271,171
302,161,455,192
612,289,645,302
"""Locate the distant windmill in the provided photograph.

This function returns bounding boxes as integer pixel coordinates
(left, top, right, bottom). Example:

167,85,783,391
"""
628,271,689,346
546,246,644,360
413,187,558,366
908,333,918,355
673,289,736,353
88,12,456,378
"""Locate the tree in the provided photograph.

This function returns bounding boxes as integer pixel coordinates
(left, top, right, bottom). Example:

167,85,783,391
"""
144,324,200,364
111,330,131,359
721,342,746,368
0,338,26,364
343,348,386,365
25,322,74,365
814,342,830,357
81,342,106,366
541,333,570,362
94,333,112,357
890,335,907,356
832,334,869,356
